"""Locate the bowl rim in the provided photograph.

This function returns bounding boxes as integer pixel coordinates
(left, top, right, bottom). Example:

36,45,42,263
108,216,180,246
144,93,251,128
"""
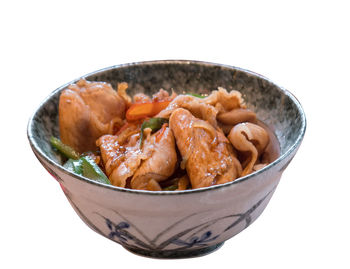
27,59,306,196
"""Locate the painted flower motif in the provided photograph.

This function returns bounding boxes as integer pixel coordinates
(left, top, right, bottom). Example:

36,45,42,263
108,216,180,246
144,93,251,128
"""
171,231,219,247
97,189,273,253
106,219,131,242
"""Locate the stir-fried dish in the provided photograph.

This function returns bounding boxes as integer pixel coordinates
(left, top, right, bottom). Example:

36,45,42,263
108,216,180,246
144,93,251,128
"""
51,78,278,191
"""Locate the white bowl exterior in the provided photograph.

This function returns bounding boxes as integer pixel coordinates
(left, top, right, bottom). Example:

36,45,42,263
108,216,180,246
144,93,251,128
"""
34,149,295,252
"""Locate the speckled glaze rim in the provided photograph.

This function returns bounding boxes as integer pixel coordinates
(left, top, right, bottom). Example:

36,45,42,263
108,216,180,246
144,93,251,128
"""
27,59,306,196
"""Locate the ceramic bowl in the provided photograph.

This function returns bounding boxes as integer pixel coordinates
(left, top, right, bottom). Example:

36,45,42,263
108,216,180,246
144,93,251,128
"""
27,60,306,258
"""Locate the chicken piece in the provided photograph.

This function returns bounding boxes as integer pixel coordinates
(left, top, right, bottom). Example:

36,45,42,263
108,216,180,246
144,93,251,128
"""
156,95,218,128
217,108,257,135
152,89,177,102
117,82,132,108
169,108,242,189
131,127,177,191
97,123,177,190
176,175,190,190
227,122,270,176
59,90,93,153
133,93,151,103
204,87,246,113
59,79,126,153
97,132,150,188
217,108,257,126
108,135,147,188
156,87,246,130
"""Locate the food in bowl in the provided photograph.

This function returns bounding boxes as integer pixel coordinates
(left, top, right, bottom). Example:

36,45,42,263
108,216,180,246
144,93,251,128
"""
53,78,279,191
28,60,306,258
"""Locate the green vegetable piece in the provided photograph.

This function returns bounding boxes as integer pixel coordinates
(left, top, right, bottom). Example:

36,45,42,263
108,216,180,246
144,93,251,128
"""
140,118,168,146
63,159,83,175
163,184,177,191
63,157,109,184
80,156,111,185
50,136,80,160
63,159,75,171
186,92,205,98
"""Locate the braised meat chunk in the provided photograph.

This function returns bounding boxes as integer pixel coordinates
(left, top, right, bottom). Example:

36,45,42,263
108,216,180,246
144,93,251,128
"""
59,79,126,153
131,127,177,191
97,132,146,188
169,108,242,189
54,80,279,191
228,122,270,176
97,123,177,191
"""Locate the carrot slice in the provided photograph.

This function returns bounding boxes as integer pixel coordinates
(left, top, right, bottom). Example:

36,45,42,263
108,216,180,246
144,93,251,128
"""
126,101,170,121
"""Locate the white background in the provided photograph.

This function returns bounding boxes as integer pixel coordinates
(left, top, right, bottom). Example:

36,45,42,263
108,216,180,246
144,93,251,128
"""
1,1,349,268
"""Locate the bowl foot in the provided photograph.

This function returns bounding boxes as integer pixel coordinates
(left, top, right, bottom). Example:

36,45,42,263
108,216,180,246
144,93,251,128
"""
123,242,224,259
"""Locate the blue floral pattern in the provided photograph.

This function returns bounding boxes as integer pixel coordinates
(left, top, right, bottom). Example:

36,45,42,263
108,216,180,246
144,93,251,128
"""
106,220,131,242
100,189,273,252
171,231,219,247
63,187,274,257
